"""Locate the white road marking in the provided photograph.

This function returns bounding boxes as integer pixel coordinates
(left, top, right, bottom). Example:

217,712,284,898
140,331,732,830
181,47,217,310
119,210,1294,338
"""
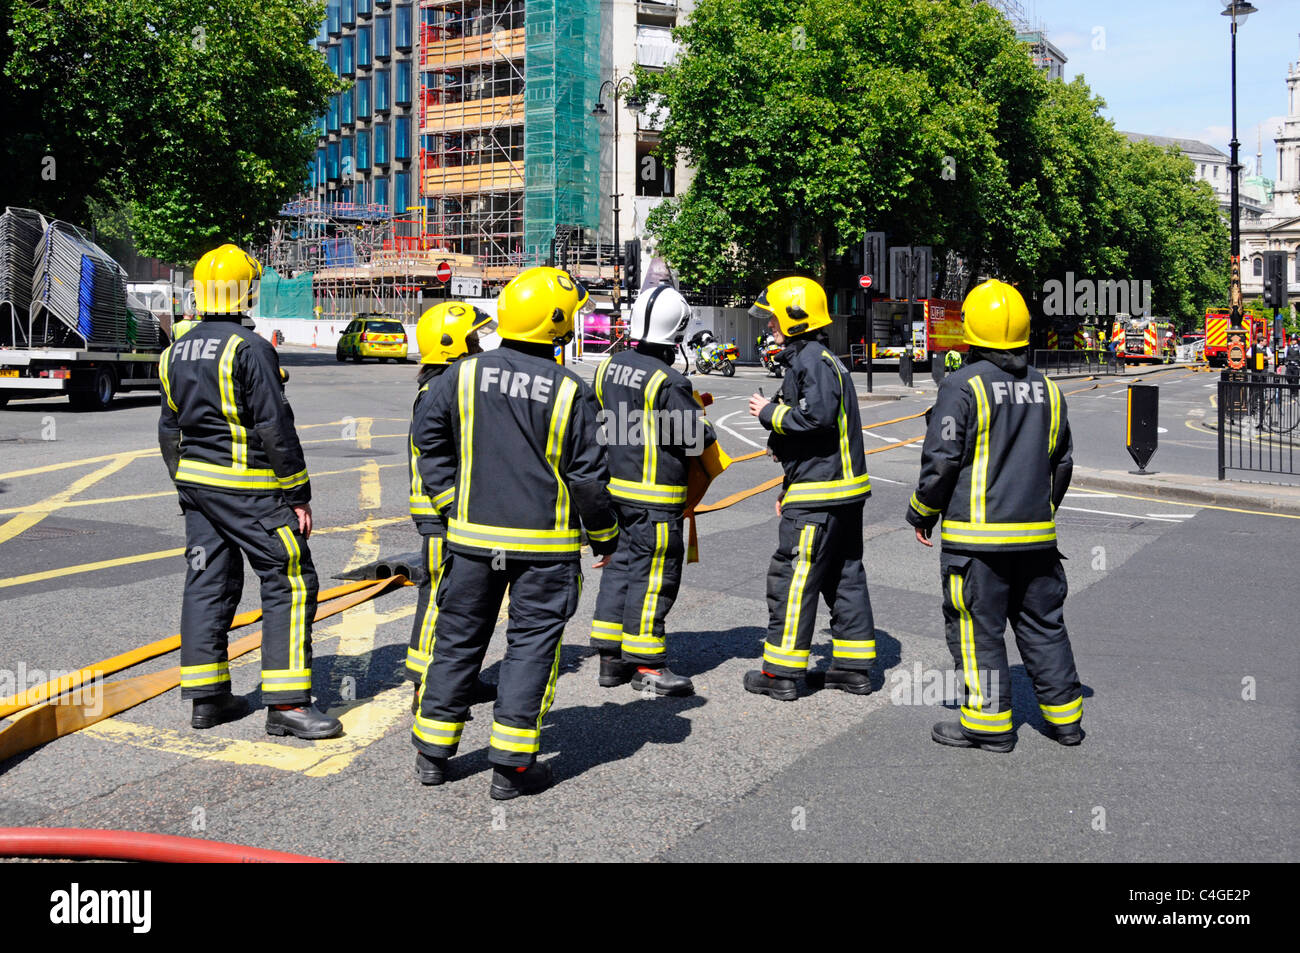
1145,513,1196,519
715,410,766,449
1058,505,1184,523
863,429,921,448
869,475,907,484
1157,427,1168,433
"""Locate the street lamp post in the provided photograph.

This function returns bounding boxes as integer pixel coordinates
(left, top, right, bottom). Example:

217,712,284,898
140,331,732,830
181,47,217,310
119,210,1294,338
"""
593,77,642,319
1223,1,1258,336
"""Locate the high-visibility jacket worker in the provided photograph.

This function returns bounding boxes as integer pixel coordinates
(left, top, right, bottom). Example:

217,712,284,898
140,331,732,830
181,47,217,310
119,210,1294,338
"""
410,267,620,799
906,279,1083,752
158,244,340,739
589,284,716,697
405,301,497,714
745,276,877,701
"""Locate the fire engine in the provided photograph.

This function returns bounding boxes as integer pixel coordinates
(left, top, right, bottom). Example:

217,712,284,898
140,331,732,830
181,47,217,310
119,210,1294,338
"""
1203,307,1266,367
858,297,965,365
1110,314,1176,363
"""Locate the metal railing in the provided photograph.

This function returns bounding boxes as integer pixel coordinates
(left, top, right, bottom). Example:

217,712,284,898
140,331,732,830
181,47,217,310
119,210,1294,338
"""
1031,349,1122,375
1218,370,1300,480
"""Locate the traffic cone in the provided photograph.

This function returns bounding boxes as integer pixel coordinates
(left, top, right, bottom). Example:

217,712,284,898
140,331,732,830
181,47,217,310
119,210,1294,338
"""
312,326,318,349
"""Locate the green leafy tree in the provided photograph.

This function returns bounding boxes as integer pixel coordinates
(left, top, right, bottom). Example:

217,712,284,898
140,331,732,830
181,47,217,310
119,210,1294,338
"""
641,0,1229,318
2,0,339,264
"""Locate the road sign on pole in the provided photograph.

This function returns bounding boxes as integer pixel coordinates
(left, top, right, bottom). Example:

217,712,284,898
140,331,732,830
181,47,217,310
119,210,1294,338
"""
858,275,872,290
435,261,452,283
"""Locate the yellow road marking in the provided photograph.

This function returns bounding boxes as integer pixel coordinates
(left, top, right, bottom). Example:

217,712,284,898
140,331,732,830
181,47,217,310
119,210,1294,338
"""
0,517,408,590
0,448,157,481
1074,485,1300,520
356,417,373,451
358,461,382,511
0,462,406,516
0,454,138,545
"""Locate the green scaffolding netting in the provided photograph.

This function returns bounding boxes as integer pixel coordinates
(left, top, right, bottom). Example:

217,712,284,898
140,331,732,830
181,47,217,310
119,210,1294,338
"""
524,0,601,262
253,266,315,320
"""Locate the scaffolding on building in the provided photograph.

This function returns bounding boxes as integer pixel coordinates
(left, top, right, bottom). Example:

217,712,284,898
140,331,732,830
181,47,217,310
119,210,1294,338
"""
419,0,529,277
259,199,457,324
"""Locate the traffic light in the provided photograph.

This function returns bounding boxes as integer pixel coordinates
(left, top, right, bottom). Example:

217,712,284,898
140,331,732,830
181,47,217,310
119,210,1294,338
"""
623,239,641,294
1263,250,1288,310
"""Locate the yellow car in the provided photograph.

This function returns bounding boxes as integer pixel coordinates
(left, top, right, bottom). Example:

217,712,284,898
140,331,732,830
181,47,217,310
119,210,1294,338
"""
336,316,410,363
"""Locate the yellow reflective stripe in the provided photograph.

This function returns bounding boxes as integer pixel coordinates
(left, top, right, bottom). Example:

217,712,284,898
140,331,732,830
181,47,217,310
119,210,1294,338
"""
431,487,454,509
586,523,618,542
608,478,687,505
490,721,540,753
782,472,871,505
961,707,1012,733
824,353,853,478
447,519,580,553
781,524,817,651
278,469,309,490
547,377,577,531
217,337,247,469
413,717,463,747
951,573,982,711
1040,696,1083,724
180,662,230,687
415,536,443,664
968,376,990,523
175,460,278,490
770,403,790,434
455,357,477,523
591,619,623,641
538,630,564,726
1046,377,1062,457
763,644,811,669
262,668,312,692
276,527,308,674
831,638,877,659
940,520,1057,545
909,492,940,517
594,356,611,405
637,521,669,647
642,370,667,485
409,433,428,508
159,347,178,412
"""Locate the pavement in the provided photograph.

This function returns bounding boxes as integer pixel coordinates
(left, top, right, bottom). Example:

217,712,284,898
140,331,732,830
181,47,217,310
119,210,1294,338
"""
0,351,1295,862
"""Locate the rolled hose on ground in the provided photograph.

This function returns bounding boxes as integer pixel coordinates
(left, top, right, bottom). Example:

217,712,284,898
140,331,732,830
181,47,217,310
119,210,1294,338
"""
0,827,335,863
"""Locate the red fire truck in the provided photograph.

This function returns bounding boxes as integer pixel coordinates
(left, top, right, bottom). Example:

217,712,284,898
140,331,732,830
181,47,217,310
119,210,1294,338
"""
1204,308,1266,367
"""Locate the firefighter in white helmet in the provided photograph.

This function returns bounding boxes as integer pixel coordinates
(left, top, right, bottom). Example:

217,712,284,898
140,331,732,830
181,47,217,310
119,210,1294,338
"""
588,284,717,695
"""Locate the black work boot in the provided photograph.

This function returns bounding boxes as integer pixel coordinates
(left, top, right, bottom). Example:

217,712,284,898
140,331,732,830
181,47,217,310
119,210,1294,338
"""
931,720,1014,753
266,704,343,740
415,752,447,786
822,663,874,695
630,665,694,697
489,761,553,800
191,693,250,729
598,653,634,688
1051,722,1084,746
743,669,798,701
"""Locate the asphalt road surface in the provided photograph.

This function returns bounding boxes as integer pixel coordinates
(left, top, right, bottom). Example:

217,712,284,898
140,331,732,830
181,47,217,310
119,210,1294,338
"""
0,352,1295,862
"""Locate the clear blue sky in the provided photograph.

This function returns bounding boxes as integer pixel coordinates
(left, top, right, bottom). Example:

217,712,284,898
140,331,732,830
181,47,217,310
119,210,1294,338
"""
1028,0,1299,178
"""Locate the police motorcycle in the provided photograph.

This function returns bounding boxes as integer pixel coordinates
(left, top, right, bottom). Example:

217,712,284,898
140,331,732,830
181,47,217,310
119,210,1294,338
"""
689,329,737,376
757,331,784,377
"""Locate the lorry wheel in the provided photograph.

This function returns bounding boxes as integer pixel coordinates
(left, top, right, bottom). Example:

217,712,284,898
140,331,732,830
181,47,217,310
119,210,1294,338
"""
69,367,116,412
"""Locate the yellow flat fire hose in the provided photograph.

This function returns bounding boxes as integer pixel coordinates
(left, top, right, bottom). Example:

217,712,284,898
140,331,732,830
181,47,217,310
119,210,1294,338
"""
0,577,403,764
0,579,380,719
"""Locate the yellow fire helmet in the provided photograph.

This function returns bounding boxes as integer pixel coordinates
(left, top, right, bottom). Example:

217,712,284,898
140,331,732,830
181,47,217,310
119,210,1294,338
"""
416,300,495,365
193,244,262,315
962,279,1030,350
496,266,589,346
749,275,832,337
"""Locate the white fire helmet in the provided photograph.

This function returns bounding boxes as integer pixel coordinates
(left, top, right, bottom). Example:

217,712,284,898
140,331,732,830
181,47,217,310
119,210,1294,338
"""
631,284,692,346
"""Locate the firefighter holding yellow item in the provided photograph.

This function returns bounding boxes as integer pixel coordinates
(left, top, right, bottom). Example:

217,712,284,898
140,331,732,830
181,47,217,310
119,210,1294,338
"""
405,301,497,713
745,276,877,701
411,267,619,799
158,244,340,740
906,279,1083,752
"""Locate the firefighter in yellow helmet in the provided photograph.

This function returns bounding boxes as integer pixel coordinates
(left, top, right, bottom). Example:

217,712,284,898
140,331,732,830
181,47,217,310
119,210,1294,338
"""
906,279,1083,751
405,301,496,712
745,276,877,700
411,267,619,798
159,244,340,740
